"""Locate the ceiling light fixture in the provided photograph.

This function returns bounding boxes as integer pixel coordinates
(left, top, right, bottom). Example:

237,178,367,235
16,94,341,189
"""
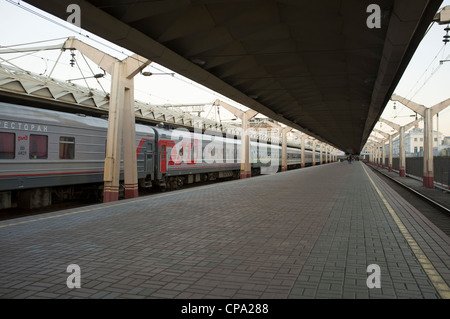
190,58,206,66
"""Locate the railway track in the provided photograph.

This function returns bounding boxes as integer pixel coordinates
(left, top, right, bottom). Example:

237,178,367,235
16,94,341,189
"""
367,164,450,237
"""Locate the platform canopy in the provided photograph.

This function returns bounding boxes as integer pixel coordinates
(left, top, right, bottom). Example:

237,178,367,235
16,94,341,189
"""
25,0,443,154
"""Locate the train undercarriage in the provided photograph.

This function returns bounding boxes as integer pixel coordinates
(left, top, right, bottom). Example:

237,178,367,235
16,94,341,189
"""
0,169,245,210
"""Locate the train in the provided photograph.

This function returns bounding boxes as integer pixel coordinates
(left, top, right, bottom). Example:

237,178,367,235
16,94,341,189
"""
0,102,326,209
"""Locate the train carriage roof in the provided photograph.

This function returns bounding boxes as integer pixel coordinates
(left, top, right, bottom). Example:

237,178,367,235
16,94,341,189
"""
0,102,155,135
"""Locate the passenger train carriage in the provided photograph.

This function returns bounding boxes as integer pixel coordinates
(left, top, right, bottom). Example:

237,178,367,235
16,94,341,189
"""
0,102,323,209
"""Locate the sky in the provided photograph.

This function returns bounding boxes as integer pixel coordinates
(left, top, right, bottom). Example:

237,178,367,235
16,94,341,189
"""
0,0,247,112
0,0,449,142
374,0,450,138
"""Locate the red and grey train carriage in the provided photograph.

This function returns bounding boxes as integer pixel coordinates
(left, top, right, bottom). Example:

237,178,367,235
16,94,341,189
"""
154,127,241,189
0,102,317,209
0,102,152,208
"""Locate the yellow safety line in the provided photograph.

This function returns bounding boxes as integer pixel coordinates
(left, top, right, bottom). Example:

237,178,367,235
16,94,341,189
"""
362,164,450,299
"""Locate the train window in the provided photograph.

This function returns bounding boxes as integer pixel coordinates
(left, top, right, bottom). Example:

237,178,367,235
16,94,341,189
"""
29,134,48,159
0,132,15,159
59,136,75,159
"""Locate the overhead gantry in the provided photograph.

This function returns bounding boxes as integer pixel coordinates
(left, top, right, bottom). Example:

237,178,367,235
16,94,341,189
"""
212,99,339,177
372,129,398,170
287,131,310,168
260,120,292,172
377,117,423,178
390,94,450,187
62,37,151,202
212,99,258,179
367,134,384,166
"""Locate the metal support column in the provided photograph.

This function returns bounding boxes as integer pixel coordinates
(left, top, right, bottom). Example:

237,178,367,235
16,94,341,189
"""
281,127,291,172
103,62,125,202
61,37,150,202
241,112,252,178
312,140,316,166
391,94,450,187
301,135,306,168
388,134,393,172
213,100,258,179
423,107,434,187
319,143,323,165
399,126,406,177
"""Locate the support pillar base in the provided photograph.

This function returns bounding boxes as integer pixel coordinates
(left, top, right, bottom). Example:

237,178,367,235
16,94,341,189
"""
240,171,251,179
399,169,406,177
104,186,119,203
125,183,139,199
423,175,434,188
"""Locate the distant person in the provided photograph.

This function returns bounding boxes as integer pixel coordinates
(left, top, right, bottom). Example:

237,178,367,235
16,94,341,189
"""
348,155,352,164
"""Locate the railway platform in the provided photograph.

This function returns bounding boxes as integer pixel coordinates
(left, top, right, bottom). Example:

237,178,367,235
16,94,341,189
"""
0,161,449,301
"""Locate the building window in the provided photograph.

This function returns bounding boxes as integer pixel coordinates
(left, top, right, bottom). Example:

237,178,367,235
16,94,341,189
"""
29,134,48,159
420,138,423,142
434,138,437,142
0,132,15,159
59,136,75,159
414,138,417,142
414,146,418,153
420,146,423,152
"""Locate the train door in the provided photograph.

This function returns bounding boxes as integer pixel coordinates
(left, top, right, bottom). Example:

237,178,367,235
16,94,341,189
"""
158,139,175,175
145,142,154,180
159,145,166,173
